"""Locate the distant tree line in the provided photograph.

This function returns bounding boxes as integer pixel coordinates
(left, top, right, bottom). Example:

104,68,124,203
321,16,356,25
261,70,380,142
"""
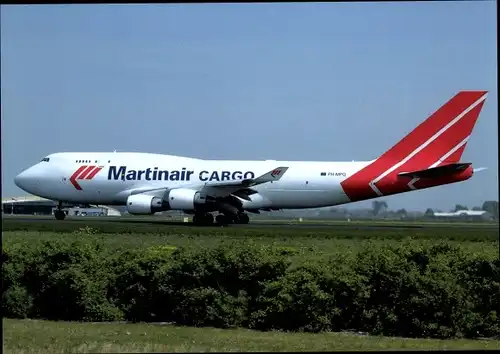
373,200,499,220
423,201,499,220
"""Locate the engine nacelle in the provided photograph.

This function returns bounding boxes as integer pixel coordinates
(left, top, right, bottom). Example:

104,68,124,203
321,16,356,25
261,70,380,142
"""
126,194,166,215
126,188,213,215
165,188,206,210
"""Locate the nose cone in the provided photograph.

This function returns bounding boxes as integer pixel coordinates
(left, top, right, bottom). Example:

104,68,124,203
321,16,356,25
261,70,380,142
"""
14,166,40,193
15,170,30,191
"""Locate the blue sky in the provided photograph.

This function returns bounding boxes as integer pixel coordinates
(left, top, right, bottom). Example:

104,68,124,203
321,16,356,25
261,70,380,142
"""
1,2,497,211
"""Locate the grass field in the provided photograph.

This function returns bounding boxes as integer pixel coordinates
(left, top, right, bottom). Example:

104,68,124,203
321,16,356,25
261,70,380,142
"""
3,218,499,351
4,319,500,353
3,216,498,264
3,216,499,242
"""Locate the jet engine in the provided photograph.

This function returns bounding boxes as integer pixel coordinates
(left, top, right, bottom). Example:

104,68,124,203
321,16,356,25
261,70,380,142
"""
164,188,207,210
126,188,209,215
126,194,166,215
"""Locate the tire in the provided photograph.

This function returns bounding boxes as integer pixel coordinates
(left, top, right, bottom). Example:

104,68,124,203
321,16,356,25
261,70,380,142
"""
54,210,66,220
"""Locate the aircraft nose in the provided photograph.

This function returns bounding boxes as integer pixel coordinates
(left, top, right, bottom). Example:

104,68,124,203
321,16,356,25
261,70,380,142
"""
14,166,39,192
15,170,29,190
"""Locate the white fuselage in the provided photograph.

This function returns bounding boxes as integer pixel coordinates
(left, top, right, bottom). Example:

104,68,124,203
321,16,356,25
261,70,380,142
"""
14,152,371,210
13,91,486,218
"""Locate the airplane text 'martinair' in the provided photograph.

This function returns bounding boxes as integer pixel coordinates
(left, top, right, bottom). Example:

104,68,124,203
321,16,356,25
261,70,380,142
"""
108,166,255,182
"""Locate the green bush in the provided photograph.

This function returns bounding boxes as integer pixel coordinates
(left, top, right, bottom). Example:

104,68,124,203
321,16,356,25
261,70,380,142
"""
2,285,34,318
17,240,123,321
353,243,472,338
249,261,368,332
108,248,173,322
2,238,499,339
456,258,500,338
109,244,290,327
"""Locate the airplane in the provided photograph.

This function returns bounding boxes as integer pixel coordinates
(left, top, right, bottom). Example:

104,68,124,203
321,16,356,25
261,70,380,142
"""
14,90,488,226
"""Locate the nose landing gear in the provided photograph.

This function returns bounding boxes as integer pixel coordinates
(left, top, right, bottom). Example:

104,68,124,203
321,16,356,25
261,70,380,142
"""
54,201,66,220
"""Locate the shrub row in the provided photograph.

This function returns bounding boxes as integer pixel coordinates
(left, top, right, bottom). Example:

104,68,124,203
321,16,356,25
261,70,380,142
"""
2,240,499,339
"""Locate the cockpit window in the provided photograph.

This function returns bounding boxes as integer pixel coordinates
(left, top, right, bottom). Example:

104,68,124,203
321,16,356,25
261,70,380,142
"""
41,157,50,162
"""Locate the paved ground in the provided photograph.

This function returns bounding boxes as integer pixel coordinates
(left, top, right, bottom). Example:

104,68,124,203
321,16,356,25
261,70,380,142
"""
5,214,493,230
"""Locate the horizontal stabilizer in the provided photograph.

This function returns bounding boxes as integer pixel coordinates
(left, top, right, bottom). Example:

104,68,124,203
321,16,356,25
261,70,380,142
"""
473,167,488,173
397,162,471,179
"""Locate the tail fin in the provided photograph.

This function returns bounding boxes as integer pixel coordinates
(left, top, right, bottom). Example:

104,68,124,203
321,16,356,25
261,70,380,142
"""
341,91,488,200
376,90,487,170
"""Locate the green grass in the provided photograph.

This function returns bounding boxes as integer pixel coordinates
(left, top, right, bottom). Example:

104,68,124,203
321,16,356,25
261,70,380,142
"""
2,216,499,242
4,319,500,353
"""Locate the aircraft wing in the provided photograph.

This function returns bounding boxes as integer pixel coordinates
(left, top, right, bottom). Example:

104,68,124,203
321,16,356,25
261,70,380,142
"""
125,166,289,200
199,166,289,199
202,166,288,188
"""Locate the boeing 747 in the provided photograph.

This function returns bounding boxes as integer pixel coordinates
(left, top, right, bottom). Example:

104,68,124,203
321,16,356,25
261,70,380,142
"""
14,91,488,225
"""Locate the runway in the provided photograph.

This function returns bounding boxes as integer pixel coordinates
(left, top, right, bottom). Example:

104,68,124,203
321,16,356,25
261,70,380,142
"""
2,214,431,229
5,214,495,230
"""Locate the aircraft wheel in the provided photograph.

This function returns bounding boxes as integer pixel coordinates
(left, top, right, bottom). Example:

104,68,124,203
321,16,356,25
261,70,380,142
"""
203,213,214,225
237,213,250,224
193,213,214,226
54,210,66,220
215,214,229,226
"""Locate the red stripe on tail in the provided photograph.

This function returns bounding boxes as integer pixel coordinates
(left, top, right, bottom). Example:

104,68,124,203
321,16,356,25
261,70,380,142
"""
341,91,488,201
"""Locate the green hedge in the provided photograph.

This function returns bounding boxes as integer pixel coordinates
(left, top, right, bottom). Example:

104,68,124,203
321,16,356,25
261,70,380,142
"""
2,240,499,339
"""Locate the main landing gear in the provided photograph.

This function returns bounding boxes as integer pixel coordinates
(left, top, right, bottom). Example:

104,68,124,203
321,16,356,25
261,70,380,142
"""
192,212,250,226
235,212,250,224
54,201,66,220
192,213,214,226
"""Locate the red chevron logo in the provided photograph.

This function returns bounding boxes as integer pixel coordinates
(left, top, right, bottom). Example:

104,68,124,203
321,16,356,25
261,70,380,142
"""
70,165,103,190
271,169,282,178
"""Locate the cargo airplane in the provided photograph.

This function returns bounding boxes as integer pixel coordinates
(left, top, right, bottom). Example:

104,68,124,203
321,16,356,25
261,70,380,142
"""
14,91,488,225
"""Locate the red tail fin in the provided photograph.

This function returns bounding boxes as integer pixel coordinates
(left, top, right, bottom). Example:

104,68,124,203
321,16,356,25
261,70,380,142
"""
374,90,487,169
341,91,488,200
